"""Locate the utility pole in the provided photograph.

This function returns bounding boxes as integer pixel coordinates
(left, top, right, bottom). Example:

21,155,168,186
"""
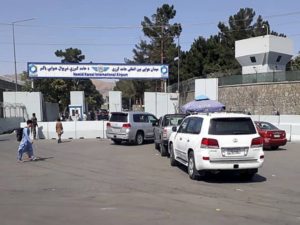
160,25,165,92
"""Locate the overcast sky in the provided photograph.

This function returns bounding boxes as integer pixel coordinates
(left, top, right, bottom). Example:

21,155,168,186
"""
1,0,300,75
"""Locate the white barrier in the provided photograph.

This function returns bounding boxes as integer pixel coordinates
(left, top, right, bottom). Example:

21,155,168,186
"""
19,115,300,141
21,121,107,140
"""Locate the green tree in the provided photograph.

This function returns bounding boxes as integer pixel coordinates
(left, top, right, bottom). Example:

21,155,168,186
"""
115,4,182,105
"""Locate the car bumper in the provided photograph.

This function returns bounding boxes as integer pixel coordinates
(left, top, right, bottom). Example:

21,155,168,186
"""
106,133,130,141
194,151,264,171
263,138,287,147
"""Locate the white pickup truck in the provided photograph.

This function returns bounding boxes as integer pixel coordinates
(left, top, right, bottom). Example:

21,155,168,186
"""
153,114,186,156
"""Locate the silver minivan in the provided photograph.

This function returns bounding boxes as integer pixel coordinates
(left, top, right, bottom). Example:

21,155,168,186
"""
106,112,158,145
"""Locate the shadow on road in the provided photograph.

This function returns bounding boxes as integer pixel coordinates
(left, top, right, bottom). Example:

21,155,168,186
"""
176,164,267,184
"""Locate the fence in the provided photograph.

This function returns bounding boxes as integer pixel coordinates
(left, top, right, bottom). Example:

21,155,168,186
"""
168,70,300,93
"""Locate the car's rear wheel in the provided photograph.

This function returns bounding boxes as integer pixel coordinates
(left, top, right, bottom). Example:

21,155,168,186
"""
169,143,178,166
160,143,168,157
271,146,279,150
188,151,199,180
135,132,144,145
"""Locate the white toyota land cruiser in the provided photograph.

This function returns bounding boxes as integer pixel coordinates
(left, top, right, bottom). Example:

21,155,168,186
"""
168,113,264,180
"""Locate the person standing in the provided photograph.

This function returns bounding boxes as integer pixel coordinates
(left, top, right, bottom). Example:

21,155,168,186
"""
56,118,63,143
31,113,38,139
18,120,36,162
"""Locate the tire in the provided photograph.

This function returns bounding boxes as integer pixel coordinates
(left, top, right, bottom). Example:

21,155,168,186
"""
113,140,122,145
169,143,178,166
135,132,144,145
155,142,160,150
160,143,168,157
188,151,199,180
271,146,279,150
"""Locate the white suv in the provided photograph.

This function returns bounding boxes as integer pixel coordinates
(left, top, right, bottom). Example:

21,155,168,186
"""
168,113,264,180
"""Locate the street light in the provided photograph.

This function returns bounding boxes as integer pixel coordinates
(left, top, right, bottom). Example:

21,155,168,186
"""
262,24,269,35
12,18,35,91
174,35,180,93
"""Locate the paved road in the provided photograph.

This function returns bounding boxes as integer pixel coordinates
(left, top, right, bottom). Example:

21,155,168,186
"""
0,134,299,225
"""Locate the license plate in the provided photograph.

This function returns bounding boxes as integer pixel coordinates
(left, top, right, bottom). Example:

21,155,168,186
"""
222,147,247,157
111,128,120,133
274,134,280,138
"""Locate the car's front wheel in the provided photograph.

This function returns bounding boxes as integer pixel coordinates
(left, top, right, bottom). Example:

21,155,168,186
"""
169,143,178,166
188,151,199,180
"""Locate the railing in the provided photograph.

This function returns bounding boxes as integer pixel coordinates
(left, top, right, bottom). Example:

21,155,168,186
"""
167,70,300,92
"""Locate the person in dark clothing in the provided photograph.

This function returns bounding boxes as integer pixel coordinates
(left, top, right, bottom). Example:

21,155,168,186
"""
31,113,38,139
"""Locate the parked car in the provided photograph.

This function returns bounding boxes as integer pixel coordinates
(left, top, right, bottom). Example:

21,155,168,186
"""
254,121,287,150
153,114,186,156
168,113,264,180
106,112,158,145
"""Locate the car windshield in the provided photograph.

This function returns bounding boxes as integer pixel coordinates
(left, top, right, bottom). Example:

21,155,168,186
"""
209,117,256,135
163,115,185,126
256,122,278,130
110,113,128,122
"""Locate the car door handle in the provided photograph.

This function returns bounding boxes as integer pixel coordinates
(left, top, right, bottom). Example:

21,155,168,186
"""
179,138,182,141
187,139,190,142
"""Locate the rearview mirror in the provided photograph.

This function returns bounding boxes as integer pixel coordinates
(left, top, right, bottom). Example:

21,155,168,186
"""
172,126,177,132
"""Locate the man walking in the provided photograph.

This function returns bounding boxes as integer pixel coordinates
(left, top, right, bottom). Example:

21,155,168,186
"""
31,113,38,140
18,120,36,162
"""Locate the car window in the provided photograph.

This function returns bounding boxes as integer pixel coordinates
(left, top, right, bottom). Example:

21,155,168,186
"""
110,113,128,122
147,115,158,123
186,117,203,134
133,114,148,123
257,122,278,130
177,118,189,133
163,115,185,126
209,117,256,135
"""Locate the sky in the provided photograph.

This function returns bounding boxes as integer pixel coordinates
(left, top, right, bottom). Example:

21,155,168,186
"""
0,0,300,75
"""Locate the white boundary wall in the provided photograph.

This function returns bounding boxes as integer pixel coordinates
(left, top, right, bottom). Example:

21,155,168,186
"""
144,92,179,118
20,115,300,142
195,78,218,101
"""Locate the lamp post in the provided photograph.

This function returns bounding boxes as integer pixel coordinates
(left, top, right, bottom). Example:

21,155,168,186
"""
12,18,35,91
262,24,269,35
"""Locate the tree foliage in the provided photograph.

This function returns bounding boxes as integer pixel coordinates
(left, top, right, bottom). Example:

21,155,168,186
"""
114,4,181,104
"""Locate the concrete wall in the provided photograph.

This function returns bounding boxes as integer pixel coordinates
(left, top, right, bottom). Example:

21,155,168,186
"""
144,92,179,118
109,91,122,112
70,91,85,113
219,82,300,115
21,121,108,139
44,102,59,122
0,117,24,134
20,116,300,142
3,92,43,121
195,78,218,100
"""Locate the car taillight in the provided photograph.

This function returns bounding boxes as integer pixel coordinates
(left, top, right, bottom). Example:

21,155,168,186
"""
201,138,219,149
122,123,131,128
251,137,263,147
106,122,111,127
163,128,167,138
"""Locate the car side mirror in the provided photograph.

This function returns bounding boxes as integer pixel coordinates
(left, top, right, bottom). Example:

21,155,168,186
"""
172,126,177,132
152,121,158,126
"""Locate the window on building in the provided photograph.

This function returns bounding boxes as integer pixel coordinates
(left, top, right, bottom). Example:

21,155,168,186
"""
276,55,282,63
250,56,256,63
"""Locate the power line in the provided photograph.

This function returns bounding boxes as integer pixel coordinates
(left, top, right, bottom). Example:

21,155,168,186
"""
0,10,299,30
